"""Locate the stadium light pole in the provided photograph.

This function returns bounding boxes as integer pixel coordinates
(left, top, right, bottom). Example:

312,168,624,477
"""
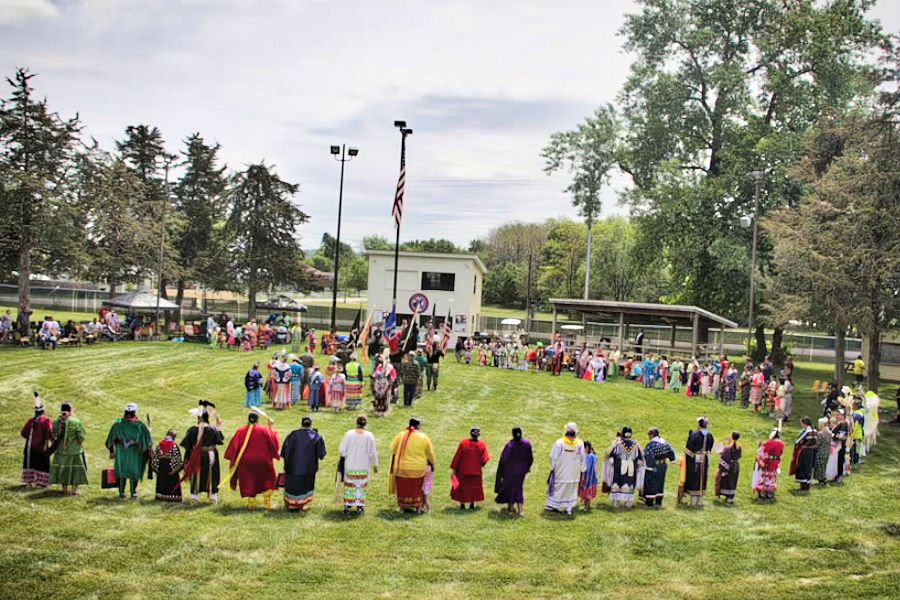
330,144,358,333
391,120,413,309
743,170,763,356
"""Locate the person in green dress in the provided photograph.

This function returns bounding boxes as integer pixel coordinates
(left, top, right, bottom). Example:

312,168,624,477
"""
50,402,88,495
105,403,153,499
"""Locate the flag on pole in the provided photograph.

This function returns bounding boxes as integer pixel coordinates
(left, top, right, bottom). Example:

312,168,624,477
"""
385,303,397,334
358,310,374,362
402,308,420,353
391,164,406,228
348,308,362,348
440,309,452,352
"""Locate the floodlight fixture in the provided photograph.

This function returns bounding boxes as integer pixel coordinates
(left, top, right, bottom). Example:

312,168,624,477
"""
348,147,359,157
330,145,340,155
394,120,407,128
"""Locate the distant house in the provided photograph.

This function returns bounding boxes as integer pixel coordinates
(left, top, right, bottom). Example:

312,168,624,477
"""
365,250,486,341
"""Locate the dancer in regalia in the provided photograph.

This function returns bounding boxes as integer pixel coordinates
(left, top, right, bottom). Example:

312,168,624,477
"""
180,401,224,504
715,432,742,504
104,403,152,499
605,427,643,509
790,417,818,492
641,427,676,508
150,430,183,502
494,427,534,516
814,417,832,485
224,409,280,509
281,416,326,511
545,423,585,515
752,429,785,500
681,417,714,507
21,395,53,488
450,427,490,510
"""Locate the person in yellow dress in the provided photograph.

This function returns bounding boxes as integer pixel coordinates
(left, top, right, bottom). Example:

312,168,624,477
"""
388,418,436,513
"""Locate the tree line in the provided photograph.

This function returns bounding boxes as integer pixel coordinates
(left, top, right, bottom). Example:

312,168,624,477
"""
0,69,311,320
536,0,897,389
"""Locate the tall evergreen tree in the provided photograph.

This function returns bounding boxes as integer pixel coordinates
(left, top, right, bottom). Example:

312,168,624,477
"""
223,163,309,319
0,69,81,315
172,133,228,310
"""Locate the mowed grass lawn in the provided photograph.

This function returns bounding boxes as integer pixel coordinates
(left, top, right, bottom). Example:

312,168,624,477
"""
0,344,897,600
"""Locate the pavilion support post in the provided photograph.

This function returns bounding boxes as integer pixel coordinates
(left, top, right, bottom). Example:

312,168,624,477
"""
671,324,677,356
691,313,700,358
617,312,625,352
551,305,557,337
720,325,725,356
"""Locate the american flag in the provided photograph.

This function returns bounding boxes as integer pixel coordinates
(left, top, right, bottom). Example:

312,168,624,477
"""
391,164,405,228
440,309,452,352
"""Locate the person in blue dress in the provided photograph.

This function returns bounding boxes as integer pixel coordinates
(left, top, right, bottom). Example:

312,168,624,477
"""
289,355,304,407
244,362,263,408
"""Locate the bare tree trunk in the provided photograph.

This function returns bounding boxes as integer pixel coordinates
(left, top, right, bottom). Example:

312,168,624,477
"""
834,324,846,387
17,236,31,314
584,220,592,300
247,269,257,322
866,326,880,392
753,324,767,363
771,326,784,365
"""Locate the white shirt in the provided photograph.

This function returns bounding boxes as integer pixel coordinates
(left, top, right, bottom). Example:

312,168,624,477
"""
339,429,379,472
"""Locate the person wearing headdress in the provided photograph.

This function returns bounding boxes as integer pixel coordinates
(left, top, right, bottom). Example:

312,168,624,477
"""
450,427,490,510
289,355,304,407
49,402,88,495
545,423,585,515
681,417,714,507
338,415,379,515
150,430,183,502
494,427,534,516
224,408,281,509
272,353,293,410
789,417,818,492
281,416,327,511
105,403,153,499
604,427,644,508
388,418,436,513
21,394,53,488
714,432,742,504
244,362,264,408
752,429,785,500
180,401,225,504
343,354,365,411
641,427,676,508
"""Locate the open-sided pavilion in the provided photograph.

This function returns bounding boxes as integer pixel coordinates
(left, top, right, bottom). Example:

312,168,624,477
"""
549,298,739,358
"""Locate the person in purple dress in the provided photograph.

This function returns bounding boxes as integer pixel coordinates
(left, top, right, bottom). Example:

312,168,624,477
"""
494,427,534,516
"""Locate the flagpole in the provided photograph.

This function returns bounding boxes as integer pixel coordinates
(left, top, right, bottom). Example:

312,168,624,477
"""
391,121,413,309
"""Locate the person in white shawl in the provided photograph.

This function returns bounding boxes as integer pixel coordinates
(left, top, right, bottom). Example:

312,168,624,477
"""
545,422,585,515
338,415,379,514
863,391,880,453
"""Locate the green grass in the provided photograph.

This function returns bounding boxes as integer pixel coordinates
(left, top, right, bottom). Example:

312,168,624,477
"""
0,344,897,599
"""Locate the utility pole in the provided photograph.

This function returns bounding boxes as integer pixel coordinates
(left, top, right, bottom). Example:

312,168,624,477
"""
329,144,358,332
747,170,762,355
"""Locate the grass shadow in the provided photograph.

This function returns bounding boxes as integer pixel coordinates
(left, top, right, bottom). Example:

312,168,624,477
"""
3,484,32,493
541,509,576,521
23,489,68,500
487,509,524,522
322,509,358,522
375,508,422,521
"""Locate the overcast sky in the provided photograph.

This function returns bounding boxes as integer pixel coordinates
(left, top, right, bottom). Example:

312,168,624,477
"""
2,0,898,251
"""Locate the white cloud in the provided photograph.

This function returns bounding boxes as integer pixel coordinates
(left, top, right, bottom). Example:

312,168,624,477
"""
0,0,60,26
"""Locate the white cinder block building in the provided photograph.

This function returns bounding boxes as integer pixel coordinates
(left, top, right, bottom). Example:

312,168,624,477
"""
366,250,486,341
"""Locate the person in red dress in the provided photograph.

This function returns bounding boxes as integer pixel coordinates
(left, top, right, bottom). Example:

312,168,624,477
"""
21,394,54,487
752,429,785,501
450,427,490,510
224,409,281,509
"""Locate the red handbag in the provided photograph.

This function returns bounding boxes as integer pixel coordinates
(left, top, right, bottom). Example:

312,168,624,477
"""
100,468,118,489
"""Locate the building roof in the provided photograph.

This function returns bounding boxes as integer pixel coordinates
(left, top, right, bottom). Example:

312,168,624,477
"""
365,250,487,274
105,291,181,311
549,298,738,329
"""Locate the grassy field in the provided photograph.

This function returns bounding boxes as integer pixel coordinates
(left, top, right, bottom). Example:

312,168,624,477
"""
0,343,897,599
